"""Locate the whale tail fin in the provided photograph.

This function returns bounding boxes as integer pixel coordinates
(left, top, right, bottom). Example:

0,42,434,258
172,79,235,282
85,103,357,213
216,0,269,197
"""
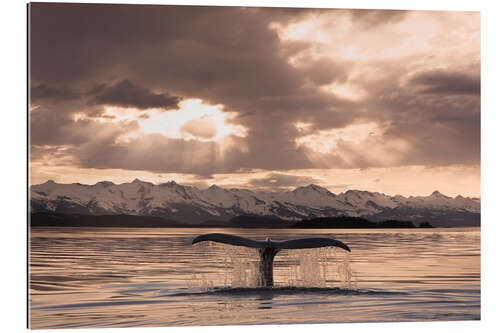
192,233,266,248
192,233,350,252
272,238,351,252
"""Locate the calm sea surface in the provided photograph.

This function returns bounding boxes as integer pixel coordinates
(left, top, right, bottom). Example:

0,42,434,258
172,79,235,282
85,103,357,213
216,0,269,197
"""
29,227,480,329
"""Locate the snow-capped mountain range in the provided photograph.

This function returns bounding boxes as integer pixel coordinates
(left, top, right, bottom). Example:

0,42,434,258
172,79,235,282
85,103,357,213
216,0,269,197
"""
30,179,480,227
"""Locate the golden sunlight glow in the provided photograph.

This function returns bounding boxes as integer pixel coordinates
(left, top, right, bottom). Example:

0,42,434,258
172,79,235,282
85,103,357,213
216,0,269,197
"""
77,99,248,142
270,16,345,44
295,121,314,133
272,11,479,66
72,112,87,122
322,82,367,101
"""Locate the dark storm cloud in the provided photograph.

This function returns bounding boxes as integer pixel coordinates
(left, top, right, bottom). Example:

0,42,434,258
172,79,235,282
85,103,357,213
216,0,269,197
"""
29,3,345,111
345,60,480,168
29,3,356,174
386,113,480,166
409,69,480,95
295,57,352,86
89,80,182,110
31,84,80,102
29,3,480,176
30,105,138,147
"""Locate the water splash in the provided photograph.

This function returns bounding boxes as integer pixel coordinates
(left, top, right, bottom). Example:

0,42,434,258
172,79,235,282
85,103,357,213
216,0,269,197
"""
337,256,357,289
226,246,259,288
275,247,356,288
190,242,356,290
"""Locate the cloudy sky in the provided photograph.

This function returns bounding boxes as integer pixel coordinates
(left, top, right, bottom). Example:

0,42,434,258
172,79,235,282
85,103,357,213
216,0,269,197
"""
29,3,480,196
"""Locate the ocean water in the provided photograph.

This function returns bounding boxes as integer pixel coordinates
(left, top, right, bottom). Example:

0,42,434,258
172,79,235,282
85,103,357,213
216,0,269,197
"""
29,227,480,329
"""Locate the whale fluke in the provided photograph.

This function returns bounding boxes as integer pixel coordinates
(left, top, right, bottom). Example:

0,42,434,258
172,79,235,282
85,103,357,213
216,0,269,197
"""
272,238,351,252
192,233,266,248
192,233,351,287
192,233,350,252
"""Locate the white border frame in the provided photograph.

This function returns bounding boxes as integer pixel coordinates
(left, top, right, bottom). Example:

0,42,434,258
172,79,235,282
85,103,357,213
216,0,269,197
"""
3,0,498,332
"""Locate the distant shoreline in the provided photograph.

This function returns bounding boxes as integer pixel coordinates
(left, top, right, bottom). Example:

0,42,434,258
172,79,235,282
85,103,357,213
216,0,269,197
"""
29,213,446,229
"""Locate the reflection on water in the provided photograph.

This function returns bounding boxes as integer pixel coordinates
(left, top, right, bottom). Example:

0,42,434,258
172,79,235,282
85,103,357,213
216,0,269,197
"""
29,227,480,329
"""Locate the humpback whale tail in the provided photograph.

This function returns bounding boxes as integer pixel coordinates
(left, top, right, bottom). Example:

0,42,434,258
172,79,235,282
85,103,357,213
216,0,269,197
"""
192,233,351,287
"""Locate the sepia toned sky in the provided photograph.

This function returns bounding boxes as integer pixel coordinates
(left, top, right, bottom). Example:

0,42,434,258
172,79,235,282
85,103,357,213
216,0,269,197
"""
29,3,480,196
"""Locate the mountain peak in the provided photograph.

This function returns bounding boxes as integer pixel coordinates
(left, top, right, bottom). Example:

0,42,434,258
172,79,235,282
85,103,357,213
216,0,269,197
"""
292,184,335,197
295,184,320,191
130,178,154,186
